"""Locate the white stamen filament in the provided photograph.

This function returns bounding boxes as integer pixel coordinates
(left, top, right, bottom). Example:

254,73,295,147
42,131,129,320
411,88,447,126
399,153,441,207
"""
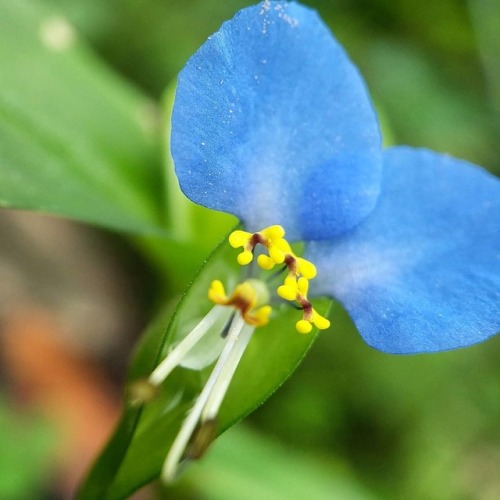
201,322,254,421
149,306,224,386
162,314,253,482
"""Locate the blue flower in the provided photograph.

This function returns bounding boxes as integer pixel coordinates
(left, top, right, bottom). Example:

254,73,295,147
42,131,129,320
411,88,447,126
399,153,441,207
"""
171,1,500,352
307,148,500,353
172,0,381,242
155,0,500,480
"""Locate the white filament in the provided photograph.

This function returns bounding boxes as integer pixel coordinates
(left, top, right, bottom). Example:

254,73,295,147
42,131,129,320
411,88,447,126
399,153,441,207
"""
202,323,253,421
149,306,224,386
162,314,254,482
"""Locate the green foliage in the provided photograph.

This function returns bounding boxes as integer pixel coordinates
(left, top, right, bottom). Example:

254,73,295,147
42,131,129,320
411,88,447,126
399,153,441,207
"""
0,1,164,233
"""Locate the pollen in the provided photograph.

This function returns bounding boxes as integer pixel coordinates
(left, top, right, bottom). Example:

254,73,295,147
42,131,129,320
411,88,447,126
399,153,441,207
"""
208,279,272,327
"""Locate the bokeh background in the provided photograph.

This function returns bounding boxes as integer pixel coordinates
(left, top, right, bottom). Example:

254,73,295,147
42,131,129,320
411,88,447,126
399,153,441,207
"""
0,0,499,498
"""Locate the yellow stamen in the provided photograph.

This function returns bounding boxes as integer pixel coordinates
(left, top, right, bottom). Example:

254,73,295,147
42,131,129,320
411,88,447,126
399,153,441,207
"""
296,257,317,280
277,276,300,301
228,230,256,264
256,254,275,270
208,279,226,303
208,279,271,327
296,319,313,334
251,305,273,326
228,230,251,248
277,276,330,333
237,250,254,266
228,225,287,266
227,224,328,334
310,309,330,330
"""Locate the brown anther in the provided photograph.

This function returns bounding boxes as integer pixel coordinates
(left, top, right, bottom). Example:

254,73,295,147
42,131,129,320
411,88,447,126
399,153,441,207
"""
184,419,217,460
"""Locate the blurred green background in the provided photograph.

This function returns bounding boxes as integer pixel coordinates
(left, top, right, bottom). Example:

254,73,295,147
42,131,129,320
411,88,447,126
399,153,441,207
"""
0,0,499,499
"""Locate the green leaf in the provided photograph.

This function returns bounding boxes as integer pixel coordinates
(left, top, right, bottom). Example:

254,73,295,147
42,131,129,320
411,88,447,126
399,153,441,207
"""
76,407,143,500
78,235,330,498
0,1,165,233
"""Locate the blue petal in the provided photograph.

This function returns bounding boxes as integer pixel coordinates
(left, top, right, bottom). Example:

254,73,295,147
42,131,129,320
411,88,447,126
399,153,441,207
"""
307,146,500,353
171,1,381,241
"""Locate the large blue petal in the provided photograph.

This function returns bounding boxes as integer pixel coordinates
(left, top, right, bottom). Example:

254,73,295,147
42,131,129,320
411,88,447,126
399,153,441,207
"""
307,146,500,354
171,1,381,241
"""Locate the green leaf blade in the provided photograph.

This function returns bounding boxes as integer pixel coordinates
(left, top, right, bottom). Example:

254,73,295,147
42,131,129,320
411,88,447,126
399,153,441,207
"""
0,1,165,233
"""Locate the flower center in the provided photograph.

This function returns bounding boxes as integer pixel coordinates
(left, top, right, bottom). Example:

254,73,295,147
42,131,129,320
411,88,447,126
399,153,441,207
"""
142,224,330,482
224,224,329,333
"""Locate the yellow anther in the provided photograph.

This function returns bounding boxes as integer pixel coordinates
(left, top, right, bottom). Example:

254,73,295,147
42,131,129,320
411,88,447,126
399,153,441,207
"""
282,252,316,280
311,310,330,330
237,250,254,266
228,225,288,267
226,224,327,334
265,231,289,265
277,276,310,302
277,276,300,301
268,246,285,264
229,229,256,265
295,307,330,334
296,257,317,280
296,319,313,334
251,305,272,326
228,230,252,248
297,276,309,296
257,254,275,270
208,279,227,303
276,276,330,334
259,225,285,240
208,279,271,327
